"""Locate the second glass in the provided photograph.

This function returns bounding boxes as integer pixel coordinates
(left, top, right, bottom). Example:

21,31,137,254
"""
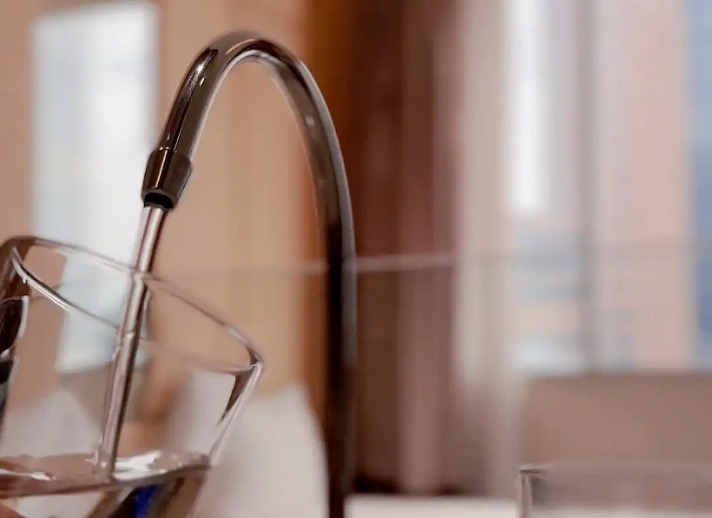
520,463,712,518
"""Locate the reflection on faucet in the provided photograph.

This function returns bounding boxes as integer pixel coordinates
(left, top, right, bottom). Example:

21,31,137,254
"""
141,32,356,518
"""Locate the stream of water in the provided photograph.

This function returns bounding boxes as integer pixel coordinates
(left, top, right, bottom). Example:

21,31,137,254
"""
96,206,167,472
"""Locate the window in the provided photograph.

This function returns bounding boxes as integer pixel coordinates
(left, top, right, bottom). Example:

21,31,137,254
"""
509,0,585,373
33,1,158,371
689,0,712,363
511,0,697,373
508,0,549,217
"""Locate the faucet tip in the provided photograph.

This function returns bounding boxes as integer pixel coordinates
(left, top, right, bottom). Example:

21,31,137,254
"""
142,148,194,210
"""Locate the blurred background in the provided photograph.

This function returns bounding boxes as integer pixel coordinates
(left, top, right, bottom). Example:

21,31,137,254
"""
2,0,712,508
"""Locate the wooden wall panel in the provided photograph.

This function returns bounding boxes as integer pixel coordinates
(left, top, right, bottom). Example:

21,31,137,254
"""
305,0,355,424
312,0,455,493
0,2,37,241
348,0,406,491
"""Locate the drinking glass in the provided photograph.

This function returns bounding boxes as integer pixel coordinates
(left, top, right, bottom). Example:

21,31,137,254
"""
0,235,263,517
520,463,712,518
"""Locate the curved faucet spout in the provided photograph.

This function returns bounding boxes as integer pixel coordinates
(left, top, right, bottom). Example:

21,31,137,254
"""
141,32,356,518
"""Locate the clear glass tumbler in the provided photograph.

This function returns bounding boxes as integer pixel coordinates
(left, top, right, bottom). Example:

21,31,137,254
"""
0,236,263,517
520,463,712,518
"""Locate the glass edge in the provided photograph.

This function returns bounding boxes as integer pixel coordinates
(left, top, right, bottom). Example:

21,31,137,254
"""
4,235,263,374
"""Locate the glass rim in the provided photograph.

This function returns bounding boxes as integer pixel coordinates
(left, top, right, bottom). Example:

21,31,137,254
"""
3,235,263,375
520,461,712,479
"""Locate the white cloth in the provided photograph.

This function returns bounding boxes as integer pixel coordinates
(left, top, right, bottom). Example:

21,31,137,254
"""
191,383,327,517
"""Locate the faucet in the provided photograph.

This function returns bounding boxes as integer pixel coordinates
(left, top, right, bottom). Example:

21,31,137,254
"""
141,32,357,518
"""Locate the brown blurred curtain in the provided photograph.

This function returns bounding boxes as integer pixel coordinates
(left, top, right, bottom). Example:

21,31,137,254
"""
311,0,458,494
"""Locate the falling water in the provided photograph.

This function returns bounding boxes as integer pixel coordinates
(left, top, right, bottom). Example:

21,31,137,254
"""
96,205,168,471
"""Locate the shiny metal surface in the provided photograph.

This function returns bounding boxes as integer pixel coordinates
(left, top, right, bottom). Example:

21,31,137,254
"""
142,32,356,518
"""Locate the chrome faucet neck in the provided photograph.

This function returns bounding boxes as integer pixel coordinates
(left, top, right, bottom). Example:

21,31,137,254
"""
141,31,356,518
